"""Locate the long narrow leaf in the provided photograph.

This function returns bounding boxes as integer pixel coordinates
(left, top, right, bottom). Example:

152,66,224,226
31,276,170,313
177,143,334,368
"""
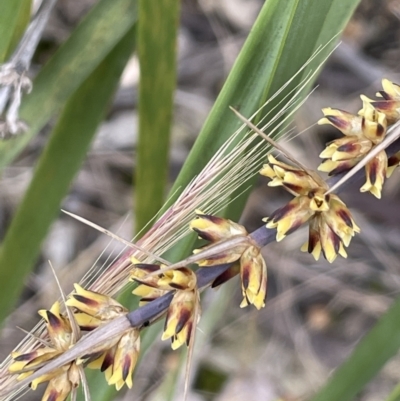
0,0,30,62
0,0,138,169
4,0,31,60
0,26,136,325
135,0,180,234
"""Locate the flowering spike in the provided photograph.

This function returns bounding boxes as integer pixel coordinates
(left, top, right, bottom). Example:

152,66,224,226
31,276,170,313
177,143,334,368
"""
189,210,247,241
107,329,140,390
360,150,387,198
239,246,267,310
66,284,127,321
260,154,321,195
132,285,167,305
318,88,399,197
162,290,199,350
265,196,314,241
41,372,72,401
190,213,267,309
211,263,241,288
360,101,387,144
261,157,358,263
318,108,362,137
387,151,400,177
9,301,82,401
130,265,197,291
362,79,400,123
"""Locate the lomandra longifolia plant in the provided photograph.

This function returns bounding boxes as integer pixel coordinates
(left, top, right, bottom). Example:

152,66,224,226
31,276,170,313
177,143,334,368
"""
2,72,400,400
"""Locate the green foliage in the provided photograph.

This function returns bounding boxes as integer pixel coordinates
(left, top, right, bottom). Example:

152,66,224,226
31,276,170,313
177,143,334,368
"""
135,0,180,234
0,0,31,62
0,26,136,324
0,0,138,169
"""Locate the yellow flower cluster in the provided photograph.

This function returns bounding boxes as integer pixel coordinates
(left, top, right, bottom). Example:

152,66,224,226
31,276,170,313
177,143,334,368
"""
130,264,199,350
10,286,141,400
10,302,80,401
260,155,360,263
190,212,267,310
318,79,400,198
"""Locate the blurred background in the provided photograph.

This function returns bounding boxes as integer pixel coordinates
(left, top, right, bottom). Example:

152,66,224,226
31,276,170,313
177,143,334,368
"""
1,0,400,400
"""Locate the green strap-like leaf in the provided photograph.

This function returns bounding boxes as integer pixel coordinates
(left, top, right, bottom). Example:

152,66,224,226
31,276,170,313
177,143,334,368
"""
135,0,180,234
0,0,30,62
0,26,136,325
310,296,400,401
0,0,138,169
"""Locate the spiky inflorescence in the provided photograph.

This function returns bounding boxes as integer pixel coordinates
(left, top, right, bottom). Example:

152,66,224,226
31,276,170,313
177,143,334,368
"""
4,78,400,401
260,155,360,263
9,302,81,401
65,284,140,390
190,212,267,310
130,264,199,350
318,79,400,198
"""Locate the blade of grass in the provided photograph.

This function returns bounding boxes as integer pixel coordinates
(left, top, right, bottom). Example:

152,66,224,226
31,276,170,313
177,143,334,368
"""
386,383,400,401
0,0,138,170
0,0,30,62
309,296,400,401
135,0,180,234
4,0,31,60
0,26,136,325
